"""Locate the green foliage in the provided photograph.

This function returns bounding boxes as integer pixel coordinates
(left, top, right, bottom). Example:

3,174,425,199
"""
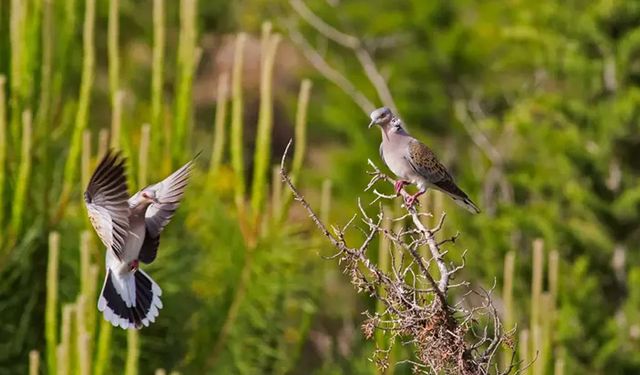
2,0,640,374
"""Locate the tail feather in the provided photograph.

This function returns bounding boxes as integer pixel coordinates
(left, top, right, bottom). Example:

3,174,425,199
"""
452,196,481,214
98,269,163,329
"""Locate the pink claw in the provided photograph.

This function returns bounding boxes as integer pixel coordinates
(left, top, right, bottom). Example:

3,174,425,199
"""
394,180,408,196
404,189,425,208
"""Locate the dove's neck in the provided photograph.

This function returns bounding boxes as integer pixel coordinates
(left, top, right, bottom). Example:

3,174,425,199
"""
380,120,409,142
129,195,153,216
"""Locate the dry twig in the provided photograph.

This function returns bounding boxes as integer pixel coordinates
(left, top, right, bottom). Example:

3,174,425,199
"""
280,140,516,374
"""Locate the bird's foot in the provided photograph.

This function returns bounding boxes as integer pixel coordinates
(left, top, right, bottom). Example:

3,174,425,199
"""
394,180,408,196
129,259,139,272
404,190,425,208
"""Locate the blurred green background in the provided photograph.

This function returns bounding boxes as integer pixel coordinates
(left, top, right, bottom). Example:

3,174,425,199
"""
1,0,640,374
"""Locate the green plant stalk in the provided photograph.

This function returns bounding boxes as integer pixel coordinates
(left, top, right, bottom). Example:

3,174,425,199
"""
278,79,311,223
9,0,25,143
110,91,123,149
60,0,95,217
530,239,544,366
29,350,39,375
230,33,247,214
0,76,6,239
173,0,197,159
45,232,60,375
519,329,529,373
93,319,113,375
108,0,120,105
151,0,165,155
251,23,281,215
208,73,229,180
82,130,91,189
125,330,140,375
9,110,32,241
270,166,282,226
98,128,110,158
60,304,73,375
76,295,90,375
36,0,53,136
86,265,99,350
37,0,54,231
553,348,565,375
139,123,151,186
56,345,67,374
290,79,312,182
501,251,515,370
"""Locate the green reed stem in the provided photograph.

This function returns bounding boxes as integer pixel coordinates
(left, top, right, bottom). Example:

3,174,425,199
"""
111,90,124,149
9,0,26,143
82,130,91,189
139,123,151,186
519,329,529,373
36,0,53,136
251,23,281,215
530,238,544,369
501,251,515,370
125,330,140,375
56,345,67,375
208,73,229,180
230,33,247,214
98,128,110,158
60,304,73,375
45,232,60,375
290,79,311,182
278,79,311,222
151,0,165,155
76,295,90,375
93,319,113,375
108,0,120,105
61,0,95,215
29,350,39,375
173,0,197,159
0,76,6,237
10,110,32,240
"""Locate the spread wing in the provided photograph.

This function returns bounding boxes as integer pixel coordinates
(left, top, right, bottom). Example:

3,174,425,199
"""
138,157,196,264
405,139,469,199
84,150,130,260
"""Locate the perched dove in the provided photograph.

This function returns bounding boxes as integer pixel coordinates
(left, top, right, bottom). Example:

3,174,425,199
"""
84,150,196,329
369,107,480,213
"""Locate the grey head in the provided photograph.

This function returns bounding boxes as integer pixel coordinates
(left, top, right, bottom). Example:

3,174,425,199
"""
368,107,394,128
368,107,408,135
130,187,159,209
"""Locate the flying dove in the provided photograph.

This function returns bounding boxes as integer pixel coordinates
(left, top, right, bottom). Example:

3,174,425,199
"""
84,150,196,329
369,107,480,213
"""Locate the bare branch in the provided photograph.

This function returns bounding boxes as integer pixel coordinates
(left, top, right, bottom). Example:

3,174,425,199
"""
280,141,514,374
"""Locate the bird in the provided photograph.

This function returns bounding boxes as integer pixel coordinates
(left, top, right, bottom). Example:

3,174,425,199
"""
368,107,480,214
84,150,196,329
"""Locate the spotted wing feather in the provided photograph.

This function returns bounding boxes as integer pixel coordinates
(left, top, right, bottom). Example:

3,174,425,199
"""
84,150,131,259
406,139,480,213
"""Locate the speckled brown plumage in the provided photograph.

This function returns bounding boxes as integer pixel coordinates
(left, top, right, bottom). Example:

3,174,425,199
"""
406,139,469,200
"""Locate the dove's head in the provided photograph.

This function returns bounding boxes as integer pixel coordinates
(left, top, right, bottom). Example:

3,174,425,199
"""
368,107,393,128
140,189,159,204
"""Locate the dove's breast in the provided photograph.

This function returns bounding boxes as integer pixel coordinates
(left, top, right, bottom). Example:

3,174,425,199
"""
122,214,147,262
380,138,419,183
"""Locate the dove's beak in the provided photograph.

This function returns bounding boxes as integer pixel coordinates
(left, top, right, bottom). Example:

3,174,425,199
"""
368,119,376,128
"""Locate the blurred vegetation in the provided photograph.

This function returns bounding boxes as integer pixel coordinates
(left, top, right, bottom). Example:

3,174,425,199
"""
1,0,640,374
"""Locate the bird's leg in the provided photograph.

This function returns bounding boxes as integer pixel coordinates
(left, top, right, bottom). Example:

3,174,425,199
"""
405,188,426,208
129,259,139,272
394,180,409,196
